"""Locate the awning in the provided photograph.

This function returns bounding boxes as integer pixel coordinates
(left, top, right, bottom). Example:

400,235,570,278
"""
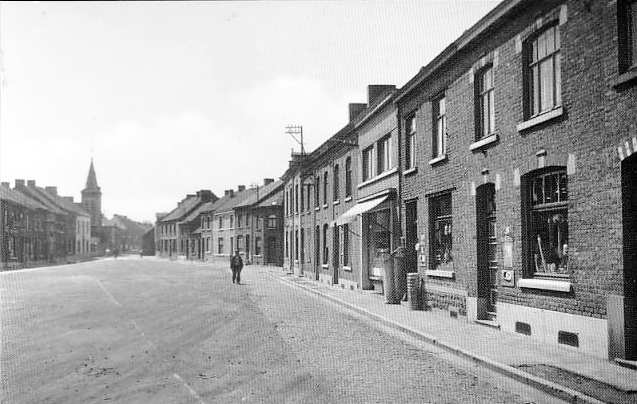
335,195,389,226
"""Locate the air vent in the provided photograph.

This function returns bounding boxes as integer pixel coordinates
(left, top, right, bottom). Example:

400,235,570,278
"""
515,321,532,335
558,331,579,347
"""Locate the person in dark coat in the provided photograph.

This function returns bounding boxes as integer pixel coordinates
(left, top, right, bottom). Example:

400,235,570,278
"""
230,250,244,284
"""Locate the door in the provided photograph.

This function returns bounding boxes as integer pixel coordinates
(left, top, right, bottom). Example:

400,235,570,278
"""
314,226,320,280
405,200,418,272
476,183,498,320
622,154,637,359
333,226,339,284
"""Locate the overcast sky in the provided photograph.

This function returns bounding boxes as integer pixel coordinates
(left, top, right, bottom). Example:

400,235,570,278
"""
0,1,498,223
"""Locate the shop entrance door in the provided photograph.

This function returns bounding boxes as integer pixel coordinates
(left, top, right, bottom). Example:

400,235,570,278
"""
405,200,418,272
622,153,637,359
476,183,498,320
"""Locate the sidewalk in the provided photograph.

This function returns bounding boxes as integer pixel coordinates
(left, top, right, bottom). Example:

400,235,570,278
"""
263,267,637,404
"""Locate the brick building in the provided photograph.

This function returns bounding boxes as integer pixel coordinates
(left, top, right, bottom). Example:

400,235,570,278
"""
210,186,252,264
394,0,637,360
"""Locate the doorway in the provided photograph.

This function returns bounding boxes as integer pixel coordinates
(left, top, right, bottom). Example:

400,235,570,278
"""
476,183,497,320
405,200,418,272
622,153,637,359
314,226,320,281
333,226,339,284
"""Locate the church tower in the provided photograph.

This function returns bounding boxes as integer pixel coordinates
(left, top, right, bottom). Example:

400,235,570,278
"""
81,159,102,229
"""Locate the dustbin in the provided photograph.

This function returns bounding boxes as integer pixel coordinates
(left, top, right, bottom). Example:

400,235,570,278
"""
382,252,399,304
392,246,407,303
406,272,422,310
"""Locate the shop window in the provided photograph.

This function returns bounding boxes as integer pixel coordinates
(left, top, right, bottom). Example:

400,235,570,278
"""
524,168,569,276
618,0,637,72
362,146,374,181
432,95,447,158
429,193,453,270
475,65,495,139
333,164,340,201
377,135,391,174
345,157,352,197
405,114,416,169
524,23,561,119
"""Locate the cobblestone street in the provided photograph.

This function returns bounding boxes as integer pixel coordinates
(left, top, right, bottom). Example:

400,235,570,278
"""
0,258,565,403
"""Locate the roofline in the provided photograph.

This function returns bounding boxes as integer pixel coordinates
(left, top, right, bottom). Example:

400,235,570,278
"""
353,93,396,130
394,0,524,103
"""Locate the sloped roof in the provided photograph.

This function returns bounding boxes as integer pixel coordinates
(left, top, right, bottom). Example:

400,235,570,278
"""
0,186,49,211
14,186,66,215
161,195,201,222
38,188,90,217
211,188,254,215
235,180,283,208
85,159,99,190
182,200,214,224
256,187,283,208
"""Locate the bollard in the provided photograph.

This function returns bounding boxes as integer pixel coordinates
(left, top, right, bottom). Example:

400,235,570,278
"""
406,272,422,310
392,246,407,303
382,252,399,304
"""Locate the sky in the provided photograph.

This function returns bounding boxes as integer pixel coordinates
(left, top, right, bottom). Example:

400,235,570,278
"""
0,0,499,223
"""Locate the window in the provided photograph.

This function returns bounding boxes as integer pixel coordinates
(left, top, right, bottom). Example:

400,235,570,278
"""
405,115,416,169
300,228,305,262
238,214,242,228
333,165,340,201
432,95,447,158
323,171,328,205
362,146,374,181
267,215,277,229
230,215,234,228
343,224,350,266
300,184,305,211
429,193,452,269
230,237,234,254
345,157,352,197
377,135,391,174
525,169,568,276
475,66,495,139
255,237,262,255
218,237,224,254
315,176,320,207
525,24,561,118
619,0,637,71
306,183,311,210
218,217,222,229
295,230,299,260
322,223,329,265
236,235,243,252
285,231,289,257
295,184,299,213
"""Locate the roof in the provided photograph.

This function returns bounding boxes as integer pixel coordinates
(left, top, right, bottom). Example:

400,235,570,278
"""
39,188,90,217
102,216,126,230
235,180,283,209
14,186,66,215
211,188,254,215
255,187,283,208
161,195,202,222
0,186,49,211
181,200,218,223
85,159,100,190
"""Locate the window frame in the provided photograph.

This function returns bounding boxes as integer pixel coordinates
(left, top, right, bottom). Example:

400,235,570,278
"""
429,193,453,270
345,157,352,197
362,146,374,181
377,134,392,174
432,95,447,158
524,22,562,119
323,171,329,206
405,114,416,169
475,65,495,140
619,0,637,72
333,164,340,201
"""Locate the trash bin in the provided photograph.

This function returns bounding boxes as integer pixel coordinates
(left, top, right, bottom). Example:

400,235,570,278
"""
392,246,407,303
382,252,399,304
406,272,422,310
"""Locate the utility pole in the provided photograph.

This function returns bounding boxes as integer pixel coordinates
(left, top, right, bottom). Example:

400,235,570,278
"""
285,125,304,155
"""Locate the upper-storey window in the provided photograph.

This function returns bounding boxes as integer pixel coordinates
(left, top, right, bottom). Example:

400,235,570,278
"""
333,164,340,201
230,215,234,228
238,214,242,228
525,24,561,118
345,157,352,197
300,183,305,211
475,65,495,139
619,0,637,72
362,146,374,181
315,176,320,208
323,171,328,206
294,183,299,213
524,168,569,277
405,114,416,169
377,135,391,174
432,95,447,158
218,216,223,229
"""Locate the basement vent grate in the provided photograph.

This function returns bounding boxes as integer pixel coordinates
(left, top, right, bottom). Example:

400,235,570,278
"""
515,321,532,335
558,331,579,347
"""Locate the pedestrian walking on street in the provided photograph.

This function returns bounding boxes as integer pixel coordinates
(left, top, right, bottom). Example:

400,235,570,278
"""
230,250,244,284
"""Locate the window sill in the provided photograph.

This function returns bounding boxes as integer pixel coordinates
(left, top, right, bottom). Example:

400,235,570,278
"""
323,204,328,209
469,134,499,151
518,278,572,292
344,196,352,202
357,167,398,189
516,106,563,132
403,167,418,176
322,264,329,269
314,207,320,212
428,155,447,166
333,200,340,206
425,270,455,279
343,265,352,272
611,67,637,89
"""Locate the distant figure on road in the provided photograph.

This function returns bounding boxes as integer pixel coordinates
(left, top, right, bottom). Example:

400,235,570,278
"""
230,250,244,284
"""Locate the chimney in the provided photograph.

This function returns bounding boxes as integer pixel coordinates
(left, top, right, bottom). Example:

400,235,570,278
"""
349,103,367,122
197,189,213,202
237,185,246,192
15,179,25,188
224,189,234,197
367,84,396,105
45,186,58,196
263,178,274,186
1,182,9,188
27,180,36,187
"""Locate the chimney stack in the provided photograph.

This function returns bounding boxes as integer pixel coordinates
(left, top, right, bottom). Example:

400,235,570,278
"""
237,185,246,192
45,186,58,196
15,179,25,188
367,84,396,105
224,189,234,197
1,182,9,188
197,189,214,202
263,178,274,186
349,103,367,122
27,180,36,187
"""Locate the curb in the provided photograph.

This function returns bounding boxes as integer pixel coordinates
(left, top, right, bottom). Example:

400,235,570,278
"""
269,271,605,404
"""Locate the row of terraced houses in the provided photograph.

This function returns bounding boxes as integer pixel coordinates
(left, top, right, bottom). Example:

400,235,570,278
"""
155,0,637,362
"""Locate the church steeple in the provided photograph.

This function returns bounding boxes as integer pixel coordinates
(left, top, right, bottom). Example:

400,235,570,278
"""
85,158,100,190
